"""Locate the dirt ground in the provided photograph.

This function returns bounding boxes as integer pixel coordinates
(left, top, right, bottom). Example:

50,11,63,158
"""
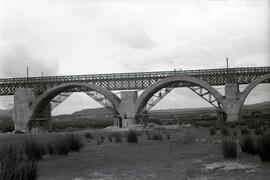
35,127,270,180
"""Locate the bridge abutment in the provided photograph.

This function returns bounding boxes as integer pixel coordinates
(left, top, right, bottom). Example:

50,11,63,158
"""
118,91,138,128
223,83,241,122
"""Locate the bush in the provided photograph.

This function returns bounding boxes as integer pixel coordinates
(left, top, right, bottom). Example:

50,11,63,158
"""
167,133,170,140
100,136,105,143
0,145,38,180
221,127,230,136
176,131,195,144
255,128,264,135
147,134,151,140
67,134,84,152
53,137,70,155
240,136,256,155
112,133,122,143
222,137,237,159
46,142,56,156
24,137,45,160
232,129,238,136
127,130,138,143
108,136,112,143
210,128,216,136
241,128,250,135
152,133,163,140
84,132,94,140
258,131,270,162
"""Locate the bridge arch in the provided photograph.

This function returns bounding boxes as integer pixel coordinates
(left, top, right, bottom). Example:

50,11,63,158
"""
135,76,224,116
31,82,121,119
240,73,270,107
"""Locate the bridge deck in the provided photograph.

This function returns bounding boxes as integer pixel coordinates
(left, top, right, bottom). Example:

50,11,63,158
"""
0,66,269,95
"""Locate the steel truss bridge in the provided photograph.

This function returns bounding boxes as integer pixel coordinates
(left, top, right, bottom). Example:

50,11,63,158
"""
1,66,270,96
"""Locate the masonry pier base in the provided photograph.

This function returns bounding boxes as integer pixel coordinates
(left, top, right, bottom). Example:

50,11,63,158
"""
12,88,52,133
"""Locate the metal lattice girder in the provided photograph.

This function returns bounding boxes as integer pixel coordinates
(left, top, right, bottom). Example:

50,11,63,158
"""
51,92,73,110
0,66,269,95
188,86,222,109
84,91,114,112
144,87,174,112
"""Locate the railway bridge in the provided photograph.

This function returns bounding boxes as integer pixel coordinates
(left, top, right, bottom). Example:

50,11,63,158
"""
1,66,270,132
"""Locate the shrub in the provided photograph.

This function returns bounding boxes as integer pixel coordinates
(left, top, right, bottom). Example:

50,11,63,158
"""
24,137,45,160
67,134,84,152
84,132,93,140
0,145,38,180
112,133,122,143
241,128,250,135
127,130,138,143
240,136,256,155
232,129,238,136
96,139,101,145
53,137,70,155
222,137,237,159
210,128,216,136
152,133,163,140
108,136,112,143
221,127,230,136
255,128,263,135
147,134,151,141
176,131,195,144
167,133,170,140
46,142,56,156
100,136,105,143
258,131,270,162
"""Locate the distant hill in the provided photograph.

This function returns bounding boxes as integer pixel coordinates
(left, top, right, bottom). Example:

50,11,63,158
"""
71,108,113,116
243,101,270,110
0,110,12,117
65,101,270,117
0,101,269,119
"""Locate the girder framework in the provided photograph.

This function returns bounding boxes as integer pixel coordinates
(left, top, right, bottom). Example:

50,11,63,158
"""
50,92,72,110
144,87,174,112
50,91,115,112
85,91,114,112
0,66,269,95
188,86,222,109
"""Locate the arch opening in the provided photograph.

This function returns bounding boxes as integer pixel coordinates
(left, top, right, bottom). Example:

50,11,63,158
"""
31,83,121,120
239,74,270,122
135,76,224,119
240,74,270,107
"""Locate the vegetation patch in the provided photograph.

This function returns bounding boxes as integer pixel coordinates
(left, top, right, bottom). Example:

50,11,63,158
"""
240,135,256,155
258,131,270,162
222,137,237,159
0,144,38,180
67,134,85,152
127,130,138,143
24,137,46,160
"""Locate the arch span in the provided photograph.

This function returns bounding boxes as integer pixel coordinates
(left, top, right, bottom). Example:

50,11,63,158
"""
135,76,224,115
31,82,121,118
240,73,270,107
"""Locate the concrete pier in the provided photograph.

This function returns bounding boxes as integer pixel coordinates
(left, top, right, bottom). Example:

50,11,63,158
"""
12,88,52,133
118,91,138,128
13,88,36,132
223,83,241,122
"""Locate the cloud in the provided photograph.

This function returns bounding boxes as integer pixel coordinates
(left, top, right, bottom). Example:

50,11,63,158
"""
0,39,59,77
111,26,156,49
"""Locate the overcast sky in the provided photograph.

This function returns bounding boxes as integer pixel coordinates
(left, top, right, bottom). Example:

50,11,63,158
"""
0,0,269,115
